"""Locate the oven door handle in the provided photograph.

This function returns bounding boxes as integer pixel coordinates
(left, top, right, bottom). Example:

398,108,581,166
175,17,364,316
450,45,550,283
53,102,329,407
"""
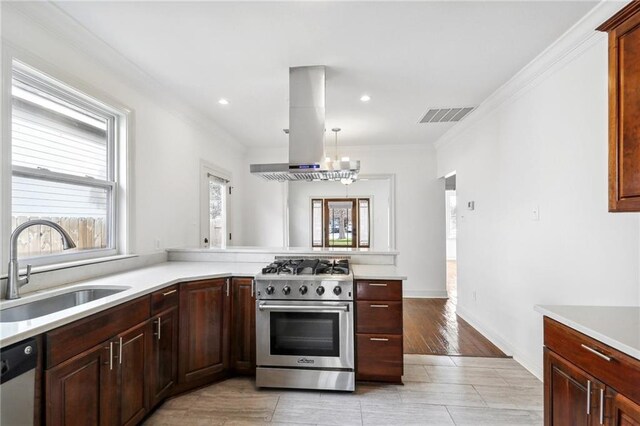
258,303,350,312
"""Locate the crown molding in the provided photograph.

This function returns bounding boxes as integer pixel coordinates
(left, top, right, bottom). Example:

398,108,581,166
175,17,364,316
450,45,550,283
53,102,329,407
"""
433,0,629,151
3,1,248,155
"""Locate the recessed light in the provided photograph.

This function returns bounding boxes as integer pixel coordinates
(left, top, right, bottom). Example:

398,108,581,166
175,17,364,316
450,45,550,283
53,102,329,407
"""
218,98,229,105
360,95,371,102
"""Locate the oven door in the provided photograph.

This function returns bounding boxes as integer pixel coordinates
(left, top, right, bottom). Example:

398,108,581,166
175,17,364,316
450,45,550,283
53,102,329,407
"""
256,300,354,370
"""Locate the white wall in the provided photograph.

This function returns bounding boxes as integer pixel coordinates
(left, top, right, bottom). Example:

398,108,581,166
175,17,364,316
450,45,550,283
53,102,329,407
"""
436,35,640,377
243,144,447,298
1,4,247,265
288,179,390,250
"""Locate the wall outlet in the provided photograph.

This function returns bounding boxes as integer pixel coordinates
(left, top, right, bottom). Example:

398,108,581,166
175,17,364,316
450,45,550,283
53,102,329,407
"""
155,238,161,250
531,205,540,221
472,291,477,302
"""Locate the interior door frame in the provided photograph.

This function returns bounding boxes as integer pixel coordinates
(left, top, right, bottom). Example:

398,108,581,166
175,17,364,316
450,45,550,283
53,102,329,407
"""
199,160,232,248
323,198,357,248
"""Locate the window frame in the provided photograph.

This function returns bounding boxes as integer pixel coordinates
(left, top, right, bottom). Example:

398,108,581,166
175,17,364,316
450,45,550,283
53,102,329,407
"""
3,59,130,268
310,197,371,249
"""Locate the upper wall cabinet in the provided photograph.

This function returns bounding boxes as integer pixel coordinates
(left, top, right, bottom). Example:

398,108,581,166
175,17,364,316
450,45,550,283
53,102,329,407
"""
598,1,640,212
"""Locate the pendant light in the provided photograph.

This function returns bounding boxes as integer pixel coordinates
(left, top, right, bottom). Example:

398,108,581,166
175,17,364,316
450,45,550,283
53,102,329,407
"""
331,128,354,185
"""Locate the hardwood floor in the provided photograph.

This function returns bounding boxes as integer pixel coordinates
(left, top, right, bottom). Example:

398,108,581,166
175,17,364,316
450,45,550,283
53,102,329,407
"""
403,298,506,357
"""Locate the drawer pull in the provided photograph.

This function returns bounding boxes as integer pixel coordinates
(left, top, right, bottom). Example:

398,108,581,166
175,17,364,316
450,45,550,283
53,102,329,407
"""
370,304,389,308
162,289,177,296
581,344,612,362
370,338,389,342
599,388,604,425
368,283,388,287
587,380,591,415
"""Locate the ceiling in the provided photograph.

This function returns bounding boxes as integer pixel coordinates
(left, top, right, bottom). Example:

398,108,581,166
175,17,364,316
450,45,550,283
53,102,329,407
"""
54,1,597,148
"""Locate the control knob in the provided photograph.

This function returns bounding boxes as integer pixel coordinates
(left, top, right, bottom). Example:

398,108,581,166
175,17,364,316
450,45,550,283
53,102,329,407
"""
316,286,325,296
282,285,291,295
299,285,308,295
265,286,275,295
333,286,342,296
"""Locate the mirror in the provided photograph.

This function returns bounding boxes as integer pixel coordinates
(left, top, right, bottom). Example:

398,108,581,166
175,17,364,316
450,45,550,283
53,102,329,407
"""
286,175,395,250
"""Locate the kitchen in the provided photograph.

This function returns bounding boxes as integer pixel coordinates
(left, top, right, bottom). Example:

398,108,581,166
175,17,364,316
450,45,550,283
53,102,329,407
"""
1,1,639,425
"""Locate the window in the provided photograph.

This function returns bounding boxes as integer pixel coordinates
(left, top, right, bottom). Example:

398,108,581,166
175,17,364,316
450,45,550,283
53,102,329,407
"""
200,165,231,248
311,198,370,248
10,61,124,261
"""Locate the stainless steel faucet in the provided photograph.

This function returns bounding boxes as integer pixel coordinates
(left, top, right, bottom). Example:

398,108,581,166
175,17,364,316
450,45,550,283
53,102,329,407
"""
6,220,77,300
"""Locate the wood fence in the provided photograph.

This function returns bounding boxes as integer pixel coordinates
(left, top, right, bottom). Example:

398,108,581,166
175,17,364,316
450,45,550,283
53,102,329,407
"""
11,216,107,257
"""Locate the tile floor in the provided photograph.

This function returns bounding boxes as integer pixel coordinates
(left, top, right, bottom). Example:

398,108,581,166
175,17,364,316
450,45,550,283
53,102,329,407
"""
144,355,543,426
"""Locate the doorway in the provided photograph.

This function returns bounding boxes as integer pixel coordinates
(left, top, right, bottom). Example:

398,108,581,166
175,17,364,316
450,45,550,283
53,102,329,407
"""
200,163,231,248
445,174,457,298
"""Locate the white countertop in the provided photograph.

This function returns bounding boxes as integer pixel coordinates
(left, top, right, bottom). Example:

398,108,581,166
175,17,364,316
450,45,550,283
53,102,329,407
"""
168,246,400,255
351,264,407,281
1,261,406,347
535,305,640,361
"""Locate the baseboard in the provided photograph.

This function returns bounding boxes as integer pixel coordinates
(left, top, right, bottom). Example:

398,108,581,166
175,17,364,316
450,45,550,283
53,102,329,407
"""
403,290,448,298
455,304,543,380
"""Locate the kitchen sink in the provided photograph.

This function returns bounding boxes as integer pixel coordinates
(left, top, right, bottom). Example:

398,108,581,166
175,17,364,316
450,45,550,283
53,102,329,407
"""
0,288,129,322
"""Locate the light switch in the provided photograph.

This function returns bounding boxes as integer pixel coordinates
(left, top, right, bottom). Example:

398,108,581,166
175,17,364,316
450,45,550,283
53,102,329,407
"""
467,201,475,211
531,205,540,221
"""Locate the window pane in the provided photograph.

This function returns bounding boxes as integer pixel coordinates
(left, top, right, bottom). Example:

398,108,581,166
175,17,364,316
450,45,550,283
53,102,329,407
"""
209,178,225,248
312,199,323,247
11,176,109,257
358,199,370,247
327,200,354,247
12,78,109,180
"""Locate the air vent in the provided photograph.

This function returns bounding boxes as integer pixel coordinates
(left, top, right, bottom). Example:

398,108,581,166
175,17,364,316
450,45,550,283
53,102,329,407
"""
419,107,475,124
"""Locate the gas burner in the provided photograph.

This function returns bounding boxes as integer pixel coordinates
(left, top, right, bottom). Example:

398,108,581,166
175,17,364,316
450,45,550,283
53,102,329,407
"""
259,258,351,276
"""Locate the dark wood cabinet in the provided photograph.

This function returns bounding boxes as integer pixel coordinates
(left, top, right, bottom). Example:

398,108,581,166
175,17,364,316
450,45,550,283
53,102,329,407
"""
117,321,152,426
608,391,640,426
149,307,178,407
45,342,115,426
598,1,640,211
230,277,256,375
355,279,403,383
178,278,231,385
543,317,640,426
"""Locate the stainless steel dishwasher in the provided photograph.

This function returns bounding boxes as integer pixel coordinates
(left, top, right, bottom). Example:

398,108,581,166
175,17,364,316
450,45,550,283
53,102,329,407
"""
0,337,37,426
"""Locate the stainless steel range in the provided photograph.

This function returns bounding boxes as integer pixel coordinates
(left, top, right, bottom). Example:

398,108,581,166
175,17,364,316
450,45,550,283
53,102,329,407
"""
255,257,355,392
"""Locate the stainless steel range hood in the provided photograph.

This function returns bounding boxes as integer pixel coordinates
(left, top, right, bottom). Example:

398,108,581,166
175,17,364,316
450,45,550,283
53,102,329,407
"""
250,66,360,182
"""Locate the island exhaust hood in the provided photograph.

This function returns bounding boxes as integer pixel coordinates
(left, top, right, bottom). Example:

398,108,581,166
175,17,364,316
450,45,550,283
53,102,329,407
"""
250,66,360,182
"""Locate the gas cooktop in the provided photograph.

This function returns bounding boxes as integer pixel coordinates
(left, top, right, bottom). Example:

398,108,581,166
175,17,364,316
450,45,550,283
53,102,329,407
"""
260,258,350,276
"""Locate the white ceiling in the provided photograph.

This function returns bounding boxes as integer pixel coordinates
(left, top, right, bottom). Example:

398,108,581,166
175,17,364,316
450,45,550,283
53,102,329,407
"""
55,1,597,148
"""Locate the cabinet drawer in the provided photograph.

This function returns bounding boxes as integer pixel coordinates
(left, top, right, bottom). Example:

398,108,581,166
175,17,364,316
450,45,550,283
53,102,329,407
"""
356,280,402,301
46,296,150,368
356,301,402,334
544,317,640,405
151,285,179,315
356,333,403,381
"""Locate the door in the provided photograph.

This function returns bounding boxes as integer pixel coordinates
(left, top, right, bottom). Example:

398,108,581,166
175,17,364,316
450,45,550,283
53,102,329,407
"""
608,390,640,426
324,198,357,247
179,278,231,384
231,278,256,375
117,321,151,426
149,307,178,407
544,348,603,426
200,164,231,248
256,300,354,369
45,341,116,426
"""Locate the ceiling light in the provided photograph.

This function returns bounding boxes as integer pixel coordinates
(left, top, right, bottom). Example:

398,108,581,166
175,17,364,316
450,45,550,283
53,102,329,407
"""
360,95,371,102
218,98,229,105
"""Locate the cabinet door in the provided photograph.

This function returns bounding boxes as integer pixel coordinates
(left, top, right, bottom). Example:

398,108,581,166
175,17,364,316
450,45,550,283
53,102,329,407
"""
149,307,179,407
599,4,640,211
608,390,640,426
231,278,256,375
179,278,230,384
45,341,116,426
544,348,603,426
117,321,152,426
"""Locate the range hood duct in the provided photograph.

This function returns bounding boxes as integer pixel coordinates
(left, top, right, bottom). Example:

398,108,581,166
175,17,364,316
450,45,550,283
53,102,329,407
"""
250,66,360,182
